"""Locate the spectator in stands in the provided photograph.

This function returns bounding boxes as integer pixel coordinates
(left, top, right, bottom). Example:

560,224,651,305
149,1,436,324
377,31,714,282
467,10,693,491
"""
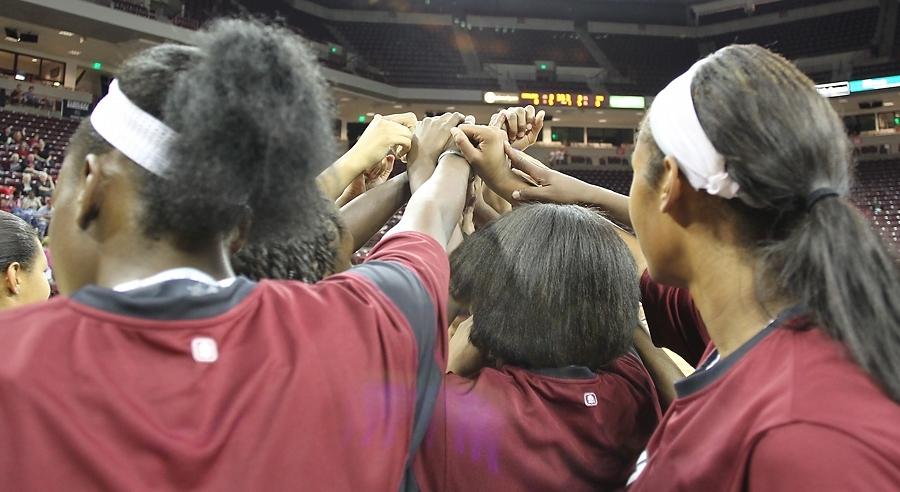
0,196,10,213
20,190,40,212
0,212,50,311
9,85,24,105
28,132,40,148
0,19,470,490
34,171,54,199
24,87,39,108
23,154,37,173
14,142,30,160
7,153,22,173
457,44,900,490
34,140,51,164
9,130,23,149
35,198,52,238
1,126,12,146
21,172,33,194
414,203,660,492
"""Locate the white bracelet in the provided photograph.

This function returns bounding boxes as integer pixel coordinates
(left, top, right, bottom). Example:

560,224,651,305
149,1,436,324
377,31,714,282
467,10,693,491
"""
438,150,465,162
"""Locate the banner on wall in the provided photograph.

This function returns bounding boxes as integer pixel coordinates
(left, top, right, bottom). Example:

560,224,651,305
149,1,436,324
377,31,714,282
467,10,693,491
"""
61,99,92,120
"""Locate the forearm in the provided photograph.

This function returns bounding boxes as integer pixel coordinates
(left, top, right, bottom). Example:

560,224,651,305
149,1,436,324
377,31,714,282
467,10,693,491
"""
316,148,371,200
578,184,632,228
340,172,411,251
387,156,469,249
633,325,684,412
407,153,439,195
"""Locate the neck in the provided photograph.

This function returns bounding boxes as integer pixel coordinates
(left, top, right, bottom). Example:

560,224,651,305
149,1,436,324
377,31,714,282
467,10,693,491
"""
683,235,790,359
94,235,234,290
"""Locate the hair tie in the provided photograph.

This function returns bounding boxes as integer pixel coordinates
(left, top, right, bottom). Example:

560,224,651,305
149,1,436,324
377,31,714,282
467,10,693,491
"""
805,188,840,212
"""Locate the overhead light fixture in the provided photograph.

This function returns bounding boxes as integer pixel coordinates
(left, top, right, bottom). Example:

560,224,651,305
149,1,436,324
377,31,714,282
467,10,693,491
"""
393,104,403,109
58,30,75,37
53,82,60,87
598,119,607,123
885,101,896,107
68,50,81,56
31,58,38,62
14,74,25,81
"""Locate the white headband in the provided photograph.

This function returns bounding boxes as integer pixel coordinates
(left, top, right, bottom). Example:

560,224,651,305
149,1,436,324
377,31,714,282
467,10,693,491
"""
90,79,176,177
648,59,740,199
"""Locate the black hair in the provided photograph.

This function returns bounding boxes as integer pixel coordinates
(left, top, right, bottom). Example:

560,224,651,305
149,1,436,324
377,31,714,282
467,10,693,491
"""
230,201,345,283
641,44,900,402
450,204,639,370
0,211,41,273
65,18,339,253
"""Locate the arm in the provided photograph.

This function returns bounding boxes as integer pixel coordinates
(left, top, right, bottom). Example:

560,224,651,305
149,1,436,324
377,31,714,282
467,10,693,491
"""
340,172,411,252
505,147,632,228
632,325,683,412
384,154,471,250
316,113,416,200
406,113,468,194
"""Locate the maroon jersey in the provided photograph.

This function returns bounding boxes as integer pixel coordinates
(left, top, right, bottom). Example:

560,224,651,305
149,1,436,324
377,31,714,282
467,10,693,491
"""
628,305,900,491
414,353,661,492
640,270,709,367
0,232,448,491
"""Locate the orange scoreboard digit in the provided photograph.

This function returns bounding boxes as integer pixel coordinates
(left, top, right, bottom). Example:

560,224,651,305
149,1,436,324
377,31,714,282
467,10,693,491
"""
519,92,607,108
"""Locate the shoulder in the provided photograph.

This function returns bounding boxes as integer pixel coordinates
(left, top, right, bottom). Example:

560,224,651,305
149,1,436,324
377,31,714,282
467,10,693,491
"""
747,422,900,491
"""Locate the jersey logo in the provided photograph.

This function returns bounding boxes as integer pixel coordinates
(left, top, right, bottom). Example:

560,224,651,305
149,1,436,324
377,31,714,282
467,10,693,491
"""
191,337,219,363
583,392,598,406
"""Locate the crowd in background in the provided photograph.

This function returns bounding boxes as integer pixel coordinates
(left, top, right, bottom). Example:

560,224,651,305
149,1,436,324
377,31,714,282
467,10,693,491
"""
0,18,899,491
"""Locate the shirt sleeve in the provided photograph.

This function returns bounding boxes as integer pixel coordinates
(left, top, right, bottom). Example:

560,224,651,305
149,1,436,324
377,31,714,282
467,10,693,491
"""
746,423,899,491
640,269,710,368
346,231,450,491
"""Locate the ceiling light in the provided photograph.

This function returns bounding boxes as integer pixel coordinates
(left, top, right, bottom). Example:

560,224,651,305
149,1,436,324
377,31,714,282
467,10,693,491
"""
446,106,455,110
58,30,75,37
885,102,896,107
14,74,25,80
68,50,81,55
31,58,38,62
393,104,403,109
598,119,607,123
339,97,351,102
53,82,60,87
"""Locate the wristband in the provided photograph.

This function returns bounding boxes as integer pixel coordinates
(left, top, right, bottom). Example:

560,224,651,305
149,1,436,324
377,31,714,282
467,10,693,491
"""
438,150,466,162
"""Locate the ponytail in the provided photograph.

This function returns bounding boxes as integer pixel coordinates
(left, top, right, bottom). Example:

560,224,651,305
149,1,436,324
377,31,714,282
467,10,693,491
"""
642,44,900,402
762,197,900,401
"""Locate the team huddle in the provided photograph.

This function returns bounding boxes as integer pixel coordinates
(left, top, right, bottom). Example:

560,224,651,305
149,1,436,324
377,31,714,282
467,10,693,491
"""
0,17,898,491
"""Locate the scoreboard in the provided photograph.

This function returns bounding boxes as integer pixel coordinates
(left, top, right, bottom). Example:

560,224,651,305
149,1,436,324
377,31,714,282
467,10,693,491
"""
483,91,646,109
520,92,606,108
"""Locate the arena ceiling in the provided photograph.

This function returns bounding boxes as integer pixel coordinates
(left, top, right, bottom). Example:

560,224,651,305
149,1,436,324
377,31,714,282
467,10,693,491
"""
298,0,845,25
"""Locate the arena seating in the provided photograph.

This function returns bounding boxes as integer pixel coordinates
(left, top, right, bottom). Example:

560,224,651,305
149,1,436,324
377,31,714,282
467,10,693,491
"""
0,110,76,185
332,22,493,89
594,34,701,95
705,7,878,60
468,30,595,67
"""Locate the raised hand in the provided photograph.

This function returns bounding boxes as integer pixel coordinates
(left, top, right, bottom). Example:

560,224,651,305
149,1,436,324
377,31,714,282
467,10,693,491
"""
318,113,414,200
407,112,468,193
450,124,532,203
490,105,545,151
356,113,416,163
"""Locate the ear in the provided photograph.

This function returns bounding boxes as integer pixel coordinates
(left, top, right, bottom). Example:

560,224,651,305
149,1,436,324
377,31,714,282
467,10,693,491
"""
4,262,20,296
227,209,253,256
659,156,684,214
75,153,107,231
